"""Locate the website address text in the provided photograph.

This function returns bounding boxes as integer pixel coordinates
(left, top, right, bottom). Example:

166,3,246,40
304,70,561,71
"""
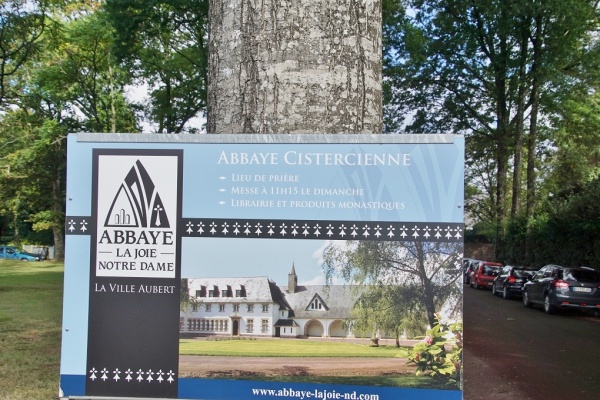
251,387,379,400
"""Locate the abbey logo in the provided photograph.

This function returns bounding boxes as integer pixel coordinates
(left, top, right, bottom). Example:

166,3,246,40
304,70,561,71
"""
95,154,180,278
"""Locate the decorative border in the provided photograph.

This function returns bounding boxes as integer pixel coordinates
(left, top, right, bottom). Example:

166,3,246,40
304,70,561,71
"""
66,217,464,242
67,217,463,242
88,366,176,385
181,218,463,242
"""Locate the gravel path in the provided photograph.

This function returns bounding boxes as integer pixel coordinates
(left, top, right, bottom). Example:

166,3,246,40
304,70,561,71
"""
179,355,415,378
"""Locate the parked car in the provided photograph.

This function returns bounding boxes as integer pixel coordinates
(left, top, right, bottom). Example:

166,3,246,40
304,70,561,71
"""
0,245,41,261
463,259,480,284
522,265,600,314
492,265,537,299
470,261,502,289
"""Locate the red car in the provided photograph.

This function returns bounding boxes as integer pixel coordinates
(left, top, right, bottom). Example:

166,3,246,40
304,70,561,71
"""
470,261,503,289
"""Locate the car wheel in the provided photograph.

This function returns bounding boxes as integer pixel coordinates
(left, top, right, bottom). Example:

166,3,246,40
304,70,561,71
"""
20,258,29,261
502,286,510,299
523,290,532,307
543,295,554,314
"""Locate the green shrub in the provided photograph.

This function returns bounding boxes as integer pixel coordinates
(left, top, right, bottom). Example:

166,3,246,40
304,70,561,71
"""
406,316,462,389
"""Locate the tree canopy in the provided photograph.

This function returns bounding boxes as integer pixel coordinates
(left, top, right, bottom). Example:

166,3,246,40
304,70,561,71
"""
0,0,599,269
323,240,463,328
384,0,600,260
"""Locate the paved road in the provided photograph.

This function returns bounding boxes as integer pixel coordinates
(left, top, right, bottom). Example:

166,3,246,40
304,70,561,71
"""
463,284,600,400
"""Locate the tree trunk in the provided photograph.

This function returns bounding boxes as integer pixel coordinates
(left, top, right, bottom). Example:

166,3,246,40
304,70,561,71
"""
52,175,65,261
526,11,543,221
525,9,543,263
494,100,510,260
53,225,64,261
511,22,529,218
493,24,510,260
207,0,382,134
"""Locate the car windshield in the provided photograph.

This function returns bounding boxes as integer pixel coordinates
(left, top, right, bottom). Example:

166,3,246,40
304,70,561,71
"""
564,269,600,282
513,269,535,278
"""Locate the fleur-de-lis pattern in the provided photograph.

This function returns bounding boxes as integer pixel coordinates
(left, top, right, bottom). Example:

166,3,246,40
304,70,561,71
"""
178,218,463,242
66,215,463,243
65,217,95,235
87,366,176,386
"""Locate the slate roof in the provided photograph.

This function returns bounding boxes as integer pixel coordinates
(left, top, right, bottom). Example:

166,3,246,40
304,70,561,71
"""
187,277,280,304
274,319,299,327
186,276,362,320
281,285,362,319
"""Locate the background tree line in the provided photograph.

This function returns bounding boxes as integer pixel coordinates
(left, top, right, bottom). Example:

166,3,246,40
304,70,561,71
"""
1,0,599,270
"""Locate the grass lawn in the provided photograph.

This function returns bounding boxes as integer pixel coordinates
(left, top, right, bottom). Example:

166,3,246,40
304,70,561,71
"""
0,260,64,400
180,338,411,357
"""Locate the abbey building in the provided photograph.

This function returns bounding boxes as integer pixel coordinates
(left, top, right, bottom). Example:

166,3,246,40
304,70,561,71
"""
180,265,360,338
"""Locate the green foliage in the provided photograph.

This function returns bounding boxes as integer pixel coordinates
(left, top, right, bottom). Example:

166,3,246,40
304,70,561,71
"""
350,284,427,343
406,316,463,389
548,90,600,191
386,0,600,259
323,241,463,328
0,6,139,255
499,178,600,268
0,0,46,103
104,0,208,133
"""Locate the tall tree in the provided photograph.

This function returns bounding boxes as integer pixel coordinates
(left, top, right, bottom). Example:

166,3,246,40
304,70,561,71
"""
39,11,138,133
0,7,137,259
104,0,208,133
323,240,462,328
350,284,425,346
384,0,600,256
0,0,46,104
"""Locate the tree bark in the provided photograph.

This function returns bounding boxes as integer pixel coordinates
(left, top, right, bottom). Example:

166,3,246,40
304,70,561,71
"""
511,20,530,218
52,174,64,261
207,0,382,134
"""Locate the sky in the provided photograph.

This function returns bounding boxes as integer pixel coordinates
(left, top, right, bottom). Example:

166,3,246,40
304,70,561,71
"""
181,237,335,286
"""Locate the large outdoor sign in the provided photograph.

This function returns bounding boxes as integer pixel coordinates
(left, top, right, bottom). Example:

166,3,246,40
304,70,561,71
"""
60,133,464,400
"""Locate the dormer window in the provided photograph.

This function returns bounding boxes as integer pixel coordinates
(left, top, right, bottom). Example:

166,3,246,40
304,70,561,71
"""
221,285,232,297
235,285,246,297
306,294,328,311
208,285,219,297
310,298,323,310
